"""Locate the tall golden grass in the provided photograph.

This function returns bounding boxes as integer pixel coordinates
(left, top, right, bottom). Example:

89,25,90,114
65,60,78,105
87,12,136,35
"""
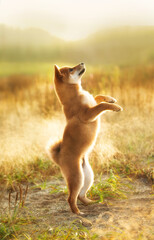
0,65,153,180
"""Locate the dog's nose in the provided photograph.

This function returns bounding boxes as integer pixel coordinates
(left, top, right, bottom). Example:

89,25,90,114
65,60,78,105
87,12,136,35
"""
80,62,84,66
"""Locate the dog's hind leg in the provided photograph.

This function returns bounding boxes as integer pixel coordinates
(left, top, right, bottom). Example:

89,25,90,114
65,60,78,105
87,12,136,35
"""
78,155,94,205
61,161,84,214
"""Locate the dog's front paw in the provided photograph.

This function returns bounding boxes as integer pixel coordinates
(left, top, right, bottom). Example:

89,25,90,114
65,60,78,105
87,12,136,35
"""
108,96,117,103
113,104,123,112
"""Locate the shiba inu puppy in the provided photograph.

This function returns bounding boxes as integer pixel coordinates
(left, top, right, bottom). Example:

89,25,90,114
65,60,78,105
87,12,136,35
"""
47,63,123,214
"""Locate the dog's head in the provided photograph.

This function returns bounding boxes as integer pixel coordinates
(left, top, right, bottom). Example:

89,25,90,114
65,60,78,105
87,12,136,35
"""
54,63,85,85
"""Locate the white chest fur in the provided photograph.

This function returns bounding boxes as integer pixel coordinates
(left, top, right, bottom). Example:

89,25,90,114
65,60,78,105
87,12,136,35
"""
80,90,96,107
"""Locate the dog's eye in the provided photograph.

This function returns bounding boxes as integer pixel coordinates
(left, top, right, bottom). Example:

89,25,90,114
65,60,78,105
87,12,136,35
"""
69,68,73,72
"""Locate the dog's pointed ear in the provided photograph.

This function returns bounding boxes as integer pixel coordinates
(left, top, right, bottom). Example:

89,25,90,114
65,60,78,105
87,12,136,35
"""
54,65,62,80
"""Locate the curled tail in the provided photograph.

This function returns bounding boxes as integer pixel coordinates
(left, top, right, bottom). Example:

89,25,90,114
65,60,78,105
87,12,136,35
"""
46,140,61,165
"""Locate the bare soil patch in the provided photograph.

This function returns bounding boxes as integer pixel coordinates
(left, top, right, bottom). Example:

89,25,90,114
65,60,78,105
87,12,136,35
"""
0,176,153,239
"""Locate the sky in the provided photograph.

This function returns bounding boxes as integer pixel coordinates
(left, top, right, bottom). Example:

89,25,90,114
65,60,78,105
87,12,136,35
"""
0,0,154,41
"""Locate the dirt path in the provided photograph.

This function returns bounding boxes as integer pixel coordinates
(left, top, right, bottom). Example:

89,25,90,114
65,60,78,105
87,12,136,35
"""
0,177,153,239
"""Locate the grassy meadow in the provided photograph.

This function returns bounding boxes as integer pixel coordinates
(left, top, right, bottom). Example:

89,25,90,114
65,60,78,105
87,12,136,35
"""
0,62,153,183
0,26,154,239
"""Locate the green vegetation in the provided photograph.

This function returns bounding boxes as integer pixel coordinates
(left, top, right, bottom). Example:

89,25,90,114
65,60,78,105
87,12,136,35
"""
34,222,98,240
0,157,58,187
88,170,129,202
0,62,52,76
0,198,35,240
0,218,98,240
1,25,154,65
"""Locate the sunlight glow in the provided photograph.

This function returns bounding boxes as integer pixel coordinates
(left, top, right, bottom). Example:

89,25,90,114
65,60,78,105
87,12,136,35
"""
0,0,154,40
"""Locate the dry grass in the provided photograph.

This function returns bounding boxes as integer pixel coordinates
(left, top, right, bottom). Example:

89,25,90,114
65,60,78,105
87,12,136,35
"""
0,65,154,184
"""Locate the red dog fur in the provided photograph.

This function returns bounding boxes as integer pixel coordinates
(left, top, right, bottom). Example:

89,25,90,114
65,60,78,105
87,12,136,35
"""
47,63,123,214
